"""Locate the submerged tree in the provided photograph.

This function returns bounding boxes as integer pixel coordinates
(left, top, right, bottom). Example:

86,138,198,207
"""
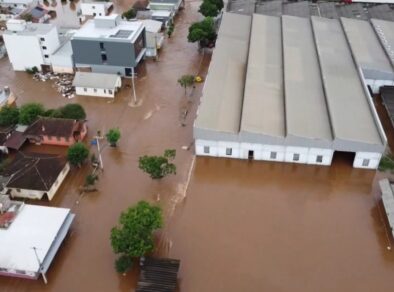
59,103,86,120
138,149,176,179
19,102,45,125
0,106,19,126
187,17,217,49
67,142,89,167
106,128,121,147
122,8,136,20
177,75,195,95
110,201,163,273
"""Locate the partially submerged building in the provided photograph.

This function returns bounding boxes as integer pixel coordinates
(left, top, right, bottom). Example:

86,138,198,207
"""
0,199,74,279
1,153,70,200
24,117,87,146
73,71,121,98
194,13,389,169
71,14,146,77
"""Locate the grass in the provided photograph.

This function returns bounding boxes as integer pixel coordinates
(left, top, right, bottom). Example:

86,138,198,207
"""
378,154,394,172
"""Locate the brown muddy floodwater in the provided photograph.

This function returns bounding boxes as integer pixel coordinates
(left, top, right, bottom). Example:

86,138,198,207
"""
1,1,394,291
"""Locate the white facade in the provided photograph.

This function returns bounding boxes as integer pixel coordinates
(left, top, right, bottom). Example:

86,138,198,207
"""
3,20,60,71
50,40,74,73
7,162,70,200
75,86,119,98
80,2,111,17
0,0,37,8
142,19,164,58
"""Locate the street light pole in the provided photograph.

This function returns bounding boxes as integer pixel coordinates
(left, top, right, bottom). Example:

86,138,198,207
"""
129,67,138,106
95,131,104,171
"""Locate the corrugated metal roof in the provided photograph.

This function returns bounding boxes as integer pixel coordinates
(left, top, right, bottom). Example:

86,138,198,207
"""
283,1,310,18
72,72,120,89
282,15,332,143
194,13,252,134
311,16,382,146
240,14,284,138
371,18,394,68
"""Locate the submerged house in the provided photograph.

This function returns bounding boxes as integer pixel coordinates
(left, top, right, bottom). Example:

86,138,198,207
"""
72,72,121,98
1,152,70,200
24,117,87,146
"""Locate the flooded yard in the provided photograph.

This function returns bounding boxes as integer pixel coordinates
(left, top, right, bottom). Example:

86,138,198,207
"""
0,1,394,291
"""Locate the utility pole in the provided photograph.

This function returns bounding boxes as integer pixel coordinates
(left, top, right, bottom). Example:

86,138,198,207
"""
32,247,47,284
95,130,104,170
128,67,138,107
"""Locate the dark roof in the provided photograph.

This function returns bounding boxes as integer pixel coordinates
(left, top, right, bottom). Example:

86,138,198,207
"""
136,257,180,292
4,131,27,150
0,126,14,145
24,117,82,138
2,152,67,191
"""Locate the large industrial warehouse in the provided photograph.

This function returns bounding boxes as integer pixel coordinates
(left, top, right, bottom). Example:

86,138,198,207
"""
193,13,393,169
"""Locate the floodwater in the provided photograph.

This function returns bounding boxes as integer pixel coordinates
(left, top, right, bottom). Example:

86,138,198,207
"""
0,1,394,291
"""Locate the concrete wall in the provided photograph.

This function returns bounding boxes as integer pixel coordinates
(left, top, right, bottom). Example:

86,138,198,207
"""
353,151,381,169
195,139,335,166
75,86,116,98
46,162,70,200
80,3,108,16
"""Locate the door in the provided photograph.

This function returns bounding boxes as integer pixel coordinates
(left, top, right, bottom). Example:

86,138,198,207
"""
125,68,132,77
248,150,254,160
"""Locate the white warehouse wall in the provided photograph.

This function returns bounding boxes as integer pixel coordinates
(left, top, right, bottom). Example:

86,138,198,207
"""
353,152,381,169
76,86,116,98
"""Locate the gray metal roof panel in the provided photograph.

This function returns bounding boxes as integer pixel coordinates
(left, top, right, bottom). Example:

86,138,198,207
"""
338,3,368,20
311,16,383,146
371,18,394,68
367,4,394,22
283,1,310,18
282,15,332,142
72,72,120,89
240,14,285,138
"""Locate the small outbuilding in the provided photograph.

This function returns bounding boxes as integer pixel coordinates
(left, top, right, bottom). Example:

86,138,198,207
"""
72,72,121,98
141,19,164,58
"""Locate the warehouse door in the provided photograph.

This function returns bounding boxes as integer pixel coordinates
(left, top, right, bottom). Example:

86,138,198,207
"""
248,150,254,160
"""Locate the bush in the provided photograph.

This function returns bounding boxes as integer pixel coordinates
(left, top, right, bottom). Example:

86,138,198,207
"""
199,1,220,17
19,102,45,125
379,155,394,172
138,149,176,179
115,255,134,274
59,104,86,120
188,17,217,46
0,106,19,126
122,8,136,20
67,142,89,167
85,174,98,186
106,128,121,147
44,108,63,118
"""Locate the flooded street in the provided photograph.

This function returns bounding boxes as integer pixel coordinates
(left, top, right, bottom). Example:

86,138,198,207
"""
0,1,394,291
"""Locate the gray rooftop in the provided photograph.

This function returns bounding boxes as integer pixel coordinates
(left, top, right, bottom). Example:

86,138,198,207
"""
282,15,332,145
283,1,310,18
371,18,394,68
255,0,282,16
318,2,339,19
311,16,383,147
194,13,252,135
338,3,368,21
72,72,120,89
4,23,55,36
368,4,394,22
240,14,285,140
341,17,394,80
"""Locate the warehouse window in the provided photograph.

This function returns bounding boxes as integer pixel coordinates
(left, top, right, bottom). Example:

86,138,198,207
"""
316,155,323,163
44,54,49,58
100,42,104,50
270,152,277,159
83,88,87,92
109,90,113,95
362,159,370,167
293,153,300,161
226,148,232,156
204,146,210,154
42,46,47,50
40,37,45,41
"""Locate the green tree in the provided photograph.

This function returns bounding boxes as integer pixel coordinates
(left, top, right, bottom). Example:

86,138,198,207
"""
67,142,89,167
187,17,217,47
110,201,163,260
208,0,224,10
59,103,86,120
138,149,176,179
85,174,98,186
19,102,45,125
44,108,63,118
199,1,220,17
122,8,136,20
106,128,121,147
177,75,195,95
0,106,19,126
167,22,174,38
115,255,134,274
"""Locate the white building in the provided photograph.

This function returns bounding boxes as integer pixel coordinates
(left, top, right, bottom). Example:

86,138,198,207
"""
0,201,75,280
80,2,112,17
2,153,70,200
149,0,183,13
50,39,74,73
141,19,164,58
3,19,60,71
73,71,121,98
194,13,388,169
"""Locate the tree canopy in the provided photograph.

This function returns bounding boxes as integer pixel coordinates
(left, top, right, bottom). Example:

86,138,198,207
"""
110,201,163,259
106,128,121,147
187,17,217,46
59,103,86,120
177,75,195,94
199,1,220,17
138,149,176,179
19,102,45,125
67,142,89,167
0,106,19,126
122,8,136,20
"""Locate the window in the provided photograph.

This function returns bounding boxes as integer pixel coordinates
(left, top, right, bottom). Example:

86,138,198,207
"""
40,37,45,41
204,146,210,154
16,189,21,193
42,46,47,50
103,89,107,93
101,53,107,62
99,42,105,50
108,90,113,95
44,54,49,58
362,159,370,167
83,88,87,92
94,88,97,93
92,5,95,8
316,155,323,163
293,153,300,161
270,152,277,159
226,148,232,156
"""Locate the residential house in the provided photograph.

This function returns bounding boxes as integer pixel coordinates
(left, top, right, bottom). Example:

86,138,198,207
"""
3,19,60,71
71,14,146,77
141,19,164,58
24,117,87,146
80,2,112,17
1,152,70,200
73,72,121,98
